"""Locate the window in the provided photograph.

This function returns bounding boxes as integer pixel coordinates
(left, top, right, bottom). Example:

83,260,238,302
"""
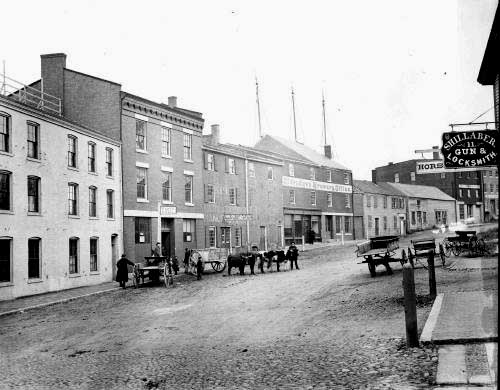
327,170,332,182
345,194,351,208
27,122,40,159
0,113,10,153
373,195,377,208
207,153,215,171
135,217,151,243
88,142,96,172
459,189,463,198
228,158,236,174
327,192,333,207
394,173,399,183
393,215,398,229
383,196,387,209
344,172,350,184
207,184,215,203
423,212,427,224
459,204,465,220
136,119,147,150
89,186,97,217
344,216,352,233
411,211,416,225
466,204,473,218
208,226,216,248
311,191,316,206
441,211,448,225
183,219,195,242
0,237,12,282
399,198,404,209
185,175,193,204
267,167,273,180
410,172,415,181
90,237,98,272
28,238,41,279
368,216,373,229
475,190,479,198
234,227,242,247
391,197,395,209
68,183,78,215
467,189,471,198
183,133,192,160
383,216,387,231
458,172,462,178
106,190,114,218
69,237,79,274
248,162,255,178
440,172,446,179
161,127,171,157
27,176,40,213
137,167,147,200
105,148,113,177
0,171,11,211
162,172,172,202
289,164,294,177
310,168,315,180
221,227,230,246
490,184,494,193
367,195,371,208
489,170,493,177
289,190,296,204
229,188,237,205
67,135,77,168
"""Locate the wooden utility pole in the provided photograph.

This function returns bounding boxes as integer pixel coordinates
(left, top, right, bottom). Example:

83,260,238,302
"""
403,263,419,347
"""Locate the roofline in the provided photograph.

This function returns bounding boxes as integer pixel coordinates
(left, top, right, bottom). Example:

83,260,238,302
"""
65,67,122,87
478,4,499,85
0,96,121,146
202,144,284,166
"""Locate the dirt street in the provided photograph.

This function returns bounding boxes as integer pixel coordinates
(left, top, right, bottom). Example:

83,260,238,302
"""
0,229,497,389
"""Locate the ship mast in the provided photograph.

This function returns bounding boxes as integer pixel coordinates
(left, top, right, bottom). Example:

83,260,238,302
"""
291,86,297,142
255,77,263,138
322,90,327,146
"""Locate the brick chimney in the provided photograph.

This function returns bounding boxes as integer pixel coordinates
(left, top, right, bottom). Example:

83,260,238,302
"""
168,96,177,108
40,53,66,105
372,169,377,184
432,145,440,160
210,124,220,145
324,145,332,159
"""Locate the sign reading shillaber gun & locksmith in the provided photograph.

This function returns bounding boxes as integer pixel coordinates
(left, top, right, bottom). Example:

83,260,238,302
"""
441,130,497,168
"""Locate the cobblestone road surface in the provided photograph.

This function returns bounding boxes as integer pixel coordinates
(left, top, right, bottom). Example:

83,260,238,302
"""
0,230,497,389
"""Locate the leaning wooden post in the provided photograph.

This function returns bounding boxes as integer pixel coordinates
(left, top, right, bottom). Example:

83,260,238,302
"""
402,263,419,347
428,250,437,299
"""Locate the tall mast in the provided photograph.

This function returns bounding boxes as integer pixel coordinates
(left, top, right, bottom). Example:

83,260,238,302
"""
291,86,297,142
322,90,327,146
255,77,263,138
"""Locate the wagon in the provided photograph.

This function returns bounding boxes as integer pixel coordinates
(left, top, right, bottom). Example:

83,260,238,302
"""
187,248,228,274
355,235,409,277
132,256,173,288
408,238,446,268
441,230,487,257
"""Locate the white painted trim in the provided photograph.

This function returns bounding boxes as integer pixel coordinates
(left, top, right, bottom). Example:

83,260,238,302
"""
161,166,173,172
160,121,173,128
124,210,159,218
183,128,193,135
184,170,195,176
134,113,149,122
136,161,150,168
321,212,354,217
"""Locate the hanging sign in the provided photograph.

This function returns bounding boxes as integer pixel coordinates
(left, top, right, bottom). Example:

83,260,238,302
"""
441,130,497,168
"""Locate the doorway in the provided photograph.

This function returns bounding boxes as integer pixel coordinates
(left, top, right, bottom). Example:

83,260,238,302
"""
161,231,171,259
374,218,380,236
111,234,118,279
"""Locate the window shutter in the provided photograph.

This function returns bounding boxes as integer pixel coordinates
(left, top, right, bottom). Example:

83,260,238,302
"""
203,152,207,169
213,155,217,171
204,184,207,203
235,188,239,205
225,157,228,173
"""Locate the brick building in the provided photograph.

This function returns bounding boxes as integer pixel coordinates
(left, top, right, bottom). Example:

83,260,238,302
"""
202,125,284,251
482,168,499,221
352,181,407,239
255,135,354,244
0,93,122,300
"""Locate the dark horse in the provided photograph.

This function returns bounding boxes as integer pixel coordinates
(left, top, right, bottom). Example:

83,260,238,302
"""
260,250,287,273
227,252,260,275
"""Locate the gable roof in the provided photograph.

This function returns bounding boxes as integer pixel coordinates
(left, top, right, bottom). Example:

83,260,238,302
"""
255,134,350,171
385,182,456,201
353,180,405,196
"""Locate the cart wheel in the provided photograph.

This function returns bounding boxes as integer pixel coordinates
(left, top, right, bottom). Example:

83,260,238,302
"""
212,261,226,273
132,272,140,288
408,248,415,269
400,249,407,267
443,239,452,257
439,243,446,266
475,238,487,256
451,243,461,257
367,262,376,277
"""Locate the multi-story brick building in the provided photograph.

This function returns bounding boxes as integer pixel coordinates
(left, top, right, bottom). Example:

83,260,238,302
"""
202,125,284,251
32,53,205,262
352,181,407,238
0,92,122,300
254,135,354,244
482,168,499,221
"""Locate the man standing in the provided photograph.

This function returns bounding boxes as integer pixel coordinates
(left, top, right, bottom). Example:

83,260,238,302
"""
116,254,135,289
196,255,203,280
287,242,299,270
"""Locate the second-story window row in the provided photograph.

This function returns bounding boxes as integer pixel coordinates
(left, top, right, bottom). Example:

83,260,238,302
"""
0,113,10,153
27,122,40,159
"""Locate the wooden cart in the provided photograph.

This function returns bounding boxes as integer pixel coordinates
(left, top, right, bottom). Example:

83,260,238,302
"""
356,235,408,277
187,248,228,274
408,238,446,268
132,256,173,288
442,230,486,257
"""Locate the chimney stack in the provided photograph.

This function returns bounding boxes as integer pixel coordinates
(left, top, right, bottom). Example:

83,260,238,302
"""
40,53,66,105
388,162,393,165
324,145,332,159
372,169,377,184
168,96,177,108
432,145,440,160
210,124,220,145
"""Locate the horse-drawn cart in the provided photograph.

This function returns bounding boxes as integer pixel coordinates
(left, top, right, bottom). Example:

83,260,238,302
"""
187,248,228,274
355,235,409,277
132,256,173,288
441,230,487,257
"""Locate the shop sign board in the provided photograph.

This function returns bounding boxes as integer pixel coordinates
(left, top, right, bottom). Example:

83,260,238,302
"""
441,130,497,168
282,176,352,193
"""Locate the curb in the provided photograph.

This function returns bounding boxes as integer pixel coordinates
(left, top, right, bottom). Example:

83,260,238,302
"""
0,287,120,318
420,293,444,345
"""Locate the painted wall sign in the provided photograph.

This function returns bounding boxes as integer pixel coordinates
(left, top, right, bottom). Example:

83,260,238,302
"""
441,130,497,168
416,160,445,174
223,214,252,223
160,206,177,216
282,176,352,193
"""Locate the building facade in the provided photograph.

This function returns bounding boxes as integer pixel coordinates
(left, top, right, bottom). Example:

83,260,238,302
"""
255,135,354,244
482,168,499,221
0,95,122,300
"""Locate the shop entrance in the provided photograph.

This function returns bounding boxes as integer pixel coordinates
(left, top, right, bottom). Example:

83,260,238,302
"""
161,232,171,258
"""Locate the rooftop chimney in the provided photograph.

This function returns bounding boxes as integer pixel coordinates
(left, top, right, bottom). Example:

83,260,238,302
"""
40,53,66,104
432,145,440,160
168,96,177,108
388,162,393,165
372,169,377,184
324,145,332,159
210,124,220,145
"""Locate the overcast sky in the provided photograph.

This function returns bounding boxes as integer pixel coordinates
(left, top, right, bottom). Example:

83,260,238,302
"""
2,0,497,179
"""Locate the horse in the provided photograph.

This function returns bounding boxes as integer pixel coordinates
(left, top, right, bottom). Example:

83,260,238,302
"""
260,250,288,273
227,252,259,275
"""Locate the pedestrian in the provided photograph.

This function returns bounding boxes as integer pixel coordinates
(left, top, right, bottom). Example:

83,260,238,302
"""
171,255,179,275
196,255,203,280
184,248,191,274
116,254,135,289
287,242,299,270
152,242,162,258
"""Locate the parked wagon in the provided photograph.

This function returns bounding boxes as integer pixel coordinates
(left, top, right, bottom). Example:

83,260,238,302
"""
355,235,409,277
408,238,446,268
132,256,173,288
441,230,487,257
187,248,228,274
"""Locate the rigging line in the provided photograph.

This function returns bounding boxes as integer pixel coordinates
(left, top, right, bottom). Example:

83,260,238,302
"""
469,106,494,124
